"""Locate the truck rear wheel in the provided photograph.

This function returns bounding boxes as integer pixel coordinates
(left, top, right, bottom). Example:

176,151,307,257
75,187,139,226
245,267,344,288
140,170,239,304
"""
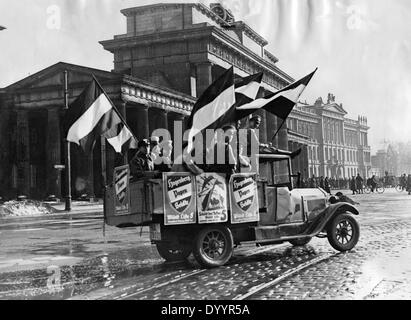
193,226,234,268
327,213,360,252
156,242,192,262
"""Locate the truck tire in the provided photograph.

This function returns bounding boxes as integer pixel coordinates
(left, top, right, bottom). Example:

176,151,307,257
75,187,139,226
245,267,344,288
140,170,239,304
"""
156,242,192,262
327,213,360,252
289,237,312,246
193,226,234,268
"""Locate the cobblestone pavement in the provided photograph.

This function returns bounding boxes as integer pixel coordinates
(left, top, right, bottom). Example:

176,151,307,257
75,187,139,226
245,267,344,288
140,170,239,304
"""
251,221,411,300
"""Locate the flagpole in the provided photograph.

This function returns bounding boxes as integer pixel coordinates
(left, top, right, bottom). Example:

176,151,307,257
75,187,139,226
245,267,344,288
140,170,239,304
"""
100,136,107,188
63,70,72,211
272,118,286,142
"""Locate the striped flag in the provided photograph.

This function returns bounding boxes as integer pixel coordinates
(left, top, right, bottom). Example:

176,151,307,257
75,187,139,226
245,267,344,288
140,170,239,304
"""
186,67,235,151
236,68,317,120
63,78,137,154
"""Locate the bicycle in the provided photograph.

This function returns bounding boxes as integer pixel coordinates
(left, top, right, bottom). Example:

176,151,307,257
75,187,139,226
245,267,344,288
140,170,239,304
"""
364,183,385,194
395,184,407,192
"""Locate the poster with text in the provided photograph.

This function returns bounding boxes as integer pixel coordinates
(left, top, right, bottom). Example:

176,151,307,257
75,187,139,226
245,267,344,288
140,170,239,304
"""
163,173,196,225
114,165,130,216
196,173,228,224
229,174,259,224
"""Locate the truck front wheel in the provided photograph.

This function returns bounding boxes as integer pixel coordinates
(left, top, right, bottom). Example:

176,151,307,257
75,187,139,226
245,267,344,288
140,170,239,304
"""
327,213,360,251
193,226,234,268
156,242,192,262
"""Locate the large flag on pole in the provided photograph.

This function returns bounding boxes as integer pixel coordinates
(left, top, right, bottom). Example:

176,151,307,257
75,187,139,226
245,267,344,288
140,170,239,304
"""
186,67,235,152
63,77,137,154
236,68,317,121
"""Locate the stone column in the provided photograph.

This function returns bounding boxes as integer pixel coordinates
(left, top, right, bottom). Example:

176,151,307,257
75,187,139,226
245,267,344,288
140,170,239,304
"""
302,145,309,179
0,109,11,197
196,63,213,98
16,110,30,196
174,113,186,132
136,105,150,140
172,113,186,157
46,108,62,198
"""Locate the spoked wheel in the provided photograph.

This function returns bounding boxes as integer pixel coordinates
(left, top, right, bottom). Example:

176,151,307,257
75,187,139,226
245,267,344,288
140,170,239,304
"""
156,242,192,262
289,237,312,246
193,226,234,268
395,185,405,192
376,186,385,194
327,213,360,252
364,186,371,194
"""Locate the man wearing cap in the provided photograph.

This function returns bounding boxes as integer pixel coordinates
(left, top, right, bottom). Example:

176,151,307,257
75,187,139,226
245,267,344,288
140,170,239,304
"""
130,139,154,178
246,115,302,158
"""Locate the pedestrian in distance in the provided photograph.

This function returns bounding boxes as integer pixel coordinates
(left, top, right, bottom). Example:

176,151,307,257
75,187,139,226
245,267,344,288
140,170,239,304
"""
369,175,378,193
356,173,364,194
319,176,325,190
407,174,411,195
324,177,331,195
350,176,357,195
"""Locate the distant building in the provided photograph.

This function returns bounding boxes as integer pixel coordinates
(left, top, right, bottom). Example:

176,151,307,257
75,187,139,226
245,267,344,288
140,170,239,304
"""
372,143,411,177
286,93,371,179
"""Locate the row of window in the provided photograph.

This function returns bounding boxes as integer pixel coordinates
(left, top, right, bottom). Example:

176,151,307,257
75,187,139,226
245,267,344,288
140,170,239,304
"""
289,118,369,148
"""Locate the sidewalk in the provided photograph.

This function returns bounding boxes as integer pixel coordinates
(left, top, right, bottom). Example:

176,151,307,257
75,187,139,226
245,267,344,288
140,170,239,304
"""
0,200,103,222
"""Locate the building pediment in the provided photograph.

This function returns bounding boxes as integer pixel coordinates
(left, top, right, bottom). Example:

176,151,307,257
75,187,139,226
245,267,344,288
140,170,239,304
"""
5,62,120,92
324,103,347,115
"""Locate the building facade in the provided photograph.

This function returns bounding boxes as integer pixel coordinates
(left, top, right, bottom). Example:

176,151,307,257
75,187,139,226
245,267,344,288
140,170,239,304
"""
0,3,294,200
286,94,371,180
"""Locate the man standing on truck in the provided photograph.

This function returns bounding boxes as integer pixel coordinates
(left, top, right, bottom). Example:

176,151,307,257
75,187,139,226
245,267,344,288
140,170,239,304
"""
243,115,302,172
130,139,154,178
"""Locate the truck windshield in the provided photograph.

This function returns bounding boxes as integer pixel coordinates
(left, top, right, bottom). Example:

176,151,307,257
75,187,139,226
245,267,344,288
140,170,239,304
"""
273,159,291,185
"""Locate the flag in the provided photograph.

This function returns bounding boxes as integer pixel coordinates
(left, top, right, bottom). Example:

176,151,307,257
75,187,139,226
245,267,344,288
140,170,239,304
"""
186,67,235,151
207,71,264,128
236,68,317,120
63,77,137,154
232,72,264,121
107,123,138,154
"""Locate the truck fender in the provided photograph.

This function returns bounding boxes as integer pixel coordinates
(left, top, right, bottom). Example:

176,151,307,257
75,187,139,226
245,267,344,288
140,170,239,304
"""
321,202,359,231
328,202,359,216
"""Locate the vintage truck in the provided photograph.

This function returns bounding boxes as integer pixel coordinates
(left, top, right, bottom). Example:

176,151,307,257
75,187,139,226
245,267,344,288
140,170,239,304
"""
104,154,360,268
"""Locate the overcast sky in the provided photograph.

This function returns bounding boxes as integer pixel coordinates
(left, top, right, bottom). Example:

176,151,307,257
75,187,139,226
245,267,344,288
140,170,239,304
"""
1,0,411,152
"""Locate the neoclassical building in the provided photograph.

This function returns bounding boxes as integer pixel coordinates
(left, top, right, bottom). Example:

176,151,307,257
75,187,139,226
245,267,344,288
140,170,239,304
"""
0,3,295,200
286,94,371,180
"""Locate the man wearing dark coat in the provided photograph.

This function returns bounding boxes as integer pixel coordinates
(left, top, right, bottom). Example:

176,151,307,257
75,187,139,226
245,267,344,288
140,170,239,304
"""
356,173,364,194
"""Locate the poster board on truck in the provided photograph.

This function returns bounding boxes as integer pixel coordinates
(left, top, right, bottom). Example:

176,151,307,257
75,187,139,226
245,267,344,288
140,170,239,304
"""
229,173,259,224
113,165,131,216
163,172,197,225
196,173,228,224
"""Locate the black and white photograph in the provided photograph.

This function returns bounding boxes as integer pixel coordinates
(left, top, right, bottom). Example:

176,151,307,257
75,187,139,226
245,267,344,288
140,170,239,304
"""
1,0,411,306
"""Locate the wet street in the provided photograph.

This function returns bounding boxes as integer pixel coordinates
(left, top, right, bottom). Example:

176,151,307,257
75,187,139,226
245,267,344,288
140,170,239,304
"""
0,189,411,300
